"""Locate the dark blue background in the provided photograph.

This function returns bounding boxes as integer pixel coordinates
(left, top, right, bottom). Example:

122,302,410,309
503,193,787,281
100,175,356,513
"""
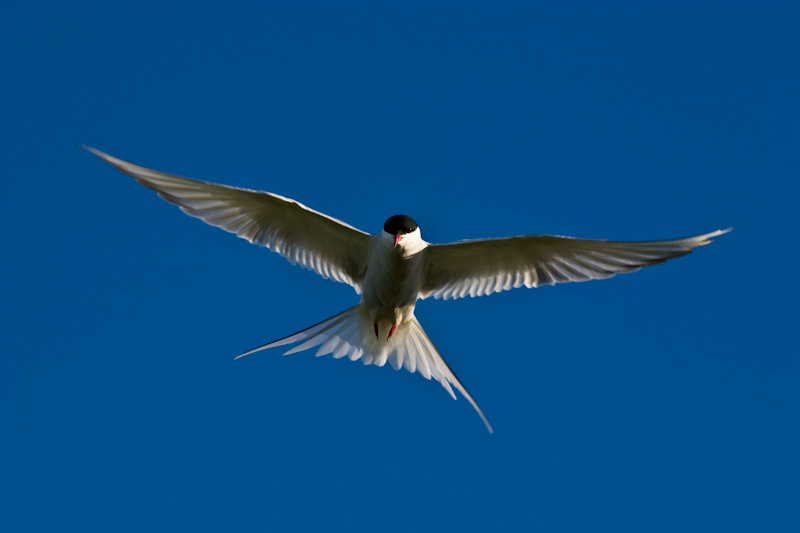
2,2,797,531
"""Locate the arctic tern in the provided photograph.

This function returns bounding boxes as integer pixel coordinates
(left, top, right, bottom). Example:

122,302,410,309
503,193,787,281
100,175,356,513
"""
84,146,729,433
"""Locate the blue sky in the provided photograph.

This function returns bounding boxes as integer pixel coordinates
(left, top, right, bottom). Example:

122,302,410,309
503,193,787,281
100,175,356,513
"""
1,2,798,531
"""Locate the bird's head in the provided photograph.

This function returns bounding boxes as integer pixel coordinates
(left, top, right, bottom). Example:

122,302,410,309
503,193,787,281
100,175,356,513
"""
383,214,424,254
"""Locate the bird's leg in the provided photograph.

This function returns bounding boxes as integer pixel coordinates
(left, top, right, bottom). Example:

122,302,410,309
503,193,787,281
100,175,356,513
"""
373,321,398,340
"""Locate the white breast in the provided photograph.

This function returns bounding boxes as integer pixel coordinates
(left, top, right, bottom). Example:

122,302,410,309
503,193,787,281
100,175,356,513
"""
360,233,426,324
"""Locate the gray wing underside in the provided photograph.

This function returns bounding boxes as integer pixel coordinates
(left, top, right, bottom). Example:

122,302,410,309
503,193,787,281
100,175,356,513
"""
420,229,730,300
84,146,371,291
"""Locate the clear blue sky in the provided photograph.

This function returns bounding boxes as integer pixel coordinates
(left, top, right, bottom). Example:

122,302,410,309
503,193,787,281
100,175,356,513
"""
2,2,797,532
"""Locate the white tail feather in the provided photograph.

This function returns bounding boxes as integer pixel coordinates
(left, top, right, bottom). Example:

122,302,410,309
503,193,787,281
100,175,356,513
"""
236,306,493,433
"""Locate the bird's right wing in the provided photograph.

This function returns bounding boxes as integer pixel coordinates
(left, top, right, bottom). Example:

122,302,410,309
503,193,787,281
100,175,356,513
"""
84,146,371,291
420,229,729,300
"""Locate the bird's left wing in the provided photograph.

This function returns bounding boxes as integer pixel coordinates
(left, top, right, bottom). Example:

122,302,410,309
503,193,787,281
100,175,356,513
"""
420,229,729,300
84,146,371,290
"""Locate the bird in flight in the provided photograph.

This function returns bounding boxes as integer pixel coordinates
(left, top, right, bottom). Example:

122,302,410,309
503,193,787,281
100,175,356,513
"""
84,146,729,433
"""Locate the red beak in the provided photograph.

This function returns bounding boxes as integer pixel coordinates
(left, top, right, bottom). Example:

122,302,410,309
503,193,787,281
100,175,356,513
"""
393,234,403,247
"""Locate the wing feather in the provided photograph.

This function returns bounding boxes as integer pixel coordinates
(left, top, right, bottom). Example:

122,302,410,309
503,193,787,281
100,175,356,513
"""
420,229,730,300
85,146,370,290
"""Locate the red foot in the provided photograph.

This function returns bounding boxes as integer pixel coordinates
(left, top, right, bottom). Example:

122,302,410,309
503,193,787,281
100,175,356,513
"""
388,324,397,339
373,322,379,339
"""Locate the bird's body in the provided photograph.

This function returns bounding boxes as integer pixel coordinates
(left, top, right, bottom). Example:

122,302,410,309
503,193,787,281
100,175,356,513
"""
84,146,729,433
362,231,422,333
362,222,428,339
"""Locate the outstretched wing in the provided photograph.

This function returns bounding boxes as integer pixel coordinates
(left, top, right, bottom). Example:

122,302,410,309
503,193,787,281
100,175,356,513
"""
84,146,371,291
420,229,729,300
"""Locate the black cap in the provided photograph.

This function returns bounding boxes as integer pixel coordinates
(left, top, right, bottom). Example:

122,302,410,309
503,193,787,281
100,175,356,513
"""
383,214,418,235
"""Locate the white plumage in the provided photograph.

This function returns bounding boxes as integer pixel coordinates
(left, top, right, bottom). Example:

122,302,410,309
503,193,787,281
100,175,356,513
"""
85,146,729,433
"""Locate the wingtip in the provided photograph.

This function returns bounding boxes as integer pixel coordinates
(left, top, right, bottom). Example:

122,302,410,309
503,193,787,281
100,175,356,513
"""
708,227,732,243
234,344,271,360
80,144,111,161
705,227,731,236
479,409,494,434
693,227,732,247
712,227,733,237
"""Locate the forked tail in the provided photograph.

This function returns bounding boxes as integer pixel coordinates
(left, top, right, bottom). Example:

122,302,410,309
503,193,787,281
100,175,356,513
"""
236,305,493,433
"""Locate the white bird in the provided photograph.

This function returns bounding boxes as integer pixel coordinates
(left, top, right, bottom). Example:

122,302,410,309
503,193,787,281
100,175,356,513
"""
84,146,729,433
